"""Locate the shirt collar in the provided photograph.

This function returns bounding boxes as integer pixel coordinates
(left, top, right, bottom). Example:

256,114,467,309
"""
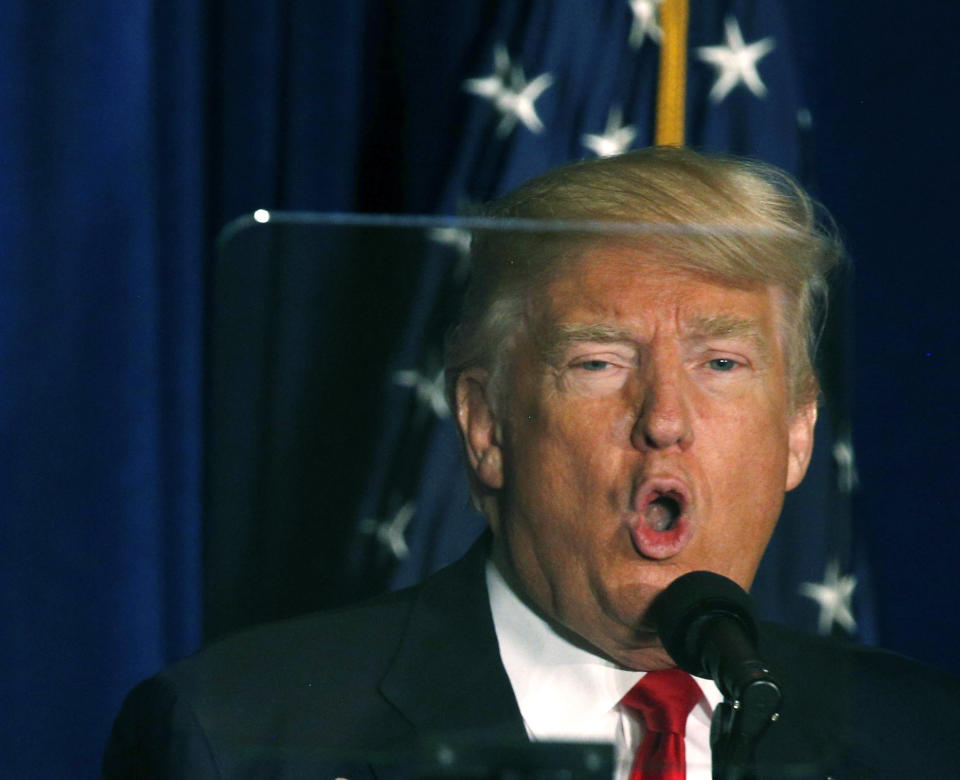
486,558,724,740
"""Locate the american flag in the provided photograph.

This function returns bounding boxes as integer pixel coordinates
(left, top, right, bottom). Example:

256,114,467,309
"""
344,0,873,641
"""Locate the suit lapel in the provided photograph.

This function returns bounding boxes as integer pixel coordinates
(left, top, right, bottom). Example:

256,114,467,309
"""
380,534,527,744
378,545,881,778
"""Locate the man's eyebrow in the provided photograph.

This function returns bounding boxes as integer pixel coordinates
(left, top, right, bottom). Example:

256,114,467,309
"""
539,323,636,366
537,316,774,365
686,315,773,356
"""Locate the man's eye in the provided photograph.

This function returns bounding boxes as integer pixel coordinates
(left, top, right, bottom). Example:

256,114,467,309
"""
578,360,611,371
708,358,737,371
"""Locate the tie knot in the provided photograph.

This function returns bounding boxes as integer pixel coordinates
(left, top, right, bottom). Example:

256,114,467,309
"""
621,669,701,735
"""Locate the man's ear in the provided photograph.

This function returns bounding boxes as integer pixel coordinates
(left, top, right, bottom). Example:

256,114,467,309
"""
455,369,504,490
785,401,818,491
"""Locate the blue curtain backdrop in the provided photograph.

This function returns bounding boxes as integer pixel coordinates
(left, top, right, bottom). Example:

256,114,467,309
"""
1,4,206,777
2,2,958,778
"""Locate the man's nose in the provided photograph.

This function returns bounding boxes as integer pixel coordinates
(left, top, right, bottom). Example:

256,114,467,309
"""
630,369,693,451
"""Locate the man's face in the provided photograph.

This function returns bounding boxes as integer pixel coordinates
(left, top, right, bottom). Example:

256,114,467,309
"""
456,247,816,670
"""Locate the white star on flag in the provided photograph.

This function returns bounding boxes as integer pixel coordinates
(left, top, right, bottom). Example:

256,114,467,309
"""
428,226,472,280
360,501,415,560
696,15,775,103
582,106,638,157
464,44,554,137
627,0,663,49
462,44,511,101
832,437,859,494
429,226,471,257
393,367,449,418
799,559,858,635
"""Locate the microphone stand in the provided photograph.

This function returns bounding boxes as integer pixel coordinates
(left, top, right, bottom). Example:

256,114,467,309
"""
709,653,782,780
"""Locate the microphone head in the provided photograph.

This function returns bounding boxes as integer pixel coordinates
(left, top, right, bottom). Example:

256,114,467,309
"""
651,570,759,678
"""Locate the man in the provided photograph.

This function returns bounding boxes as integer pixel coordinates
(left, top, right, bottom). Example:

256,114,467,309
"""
104,148,960,778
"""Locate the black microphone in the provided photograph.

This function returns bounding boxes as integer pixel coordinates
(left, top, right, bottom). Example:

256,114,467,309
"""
651,571,782,743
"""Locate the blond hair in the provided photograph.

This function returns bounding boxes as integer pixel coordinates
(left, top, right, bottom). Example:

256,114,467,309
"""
446,146,843,416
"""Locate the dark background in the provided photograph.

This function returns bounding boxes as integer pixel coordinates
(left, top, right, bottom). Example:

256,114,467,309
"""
1,2,957,777
788,3,960,673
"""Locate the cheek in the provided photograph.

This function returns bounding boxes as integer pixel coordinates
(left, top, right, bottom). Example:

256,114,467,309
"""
509,424,596,512
505,405,627,531
610,406,638,442
719,425,789,512
691,487,780,591
698,417,788,581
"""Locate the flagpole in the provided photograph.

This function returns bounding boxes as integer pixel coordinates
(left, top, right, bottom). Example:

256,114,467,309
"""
655,0,689,146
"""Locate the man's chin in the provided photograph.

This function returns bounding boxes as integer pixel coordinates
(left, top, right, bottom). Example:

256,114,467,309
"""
612,644,677,672
590,625,677,671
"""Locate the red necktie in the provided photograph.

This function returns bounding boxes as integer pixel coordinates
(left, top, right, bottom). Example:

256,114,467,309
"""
621,668,702,780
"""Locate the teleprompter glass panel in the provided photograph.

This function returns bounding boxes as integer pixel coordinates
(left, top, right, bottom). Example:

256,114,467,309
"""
205,212,853,777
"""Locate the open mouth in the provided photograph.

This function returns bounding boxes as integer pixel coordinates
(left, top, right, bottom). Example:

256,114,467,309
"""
645,492,683,532
630,483,694,560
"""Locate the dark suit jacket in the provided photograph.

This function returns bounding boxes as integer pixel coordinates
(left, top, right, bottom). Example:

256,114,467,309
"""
104,537,960,779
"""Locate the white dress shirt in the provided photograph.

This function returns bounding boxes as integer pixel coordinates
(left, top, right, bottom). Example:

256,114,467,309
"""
487,561,723,779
